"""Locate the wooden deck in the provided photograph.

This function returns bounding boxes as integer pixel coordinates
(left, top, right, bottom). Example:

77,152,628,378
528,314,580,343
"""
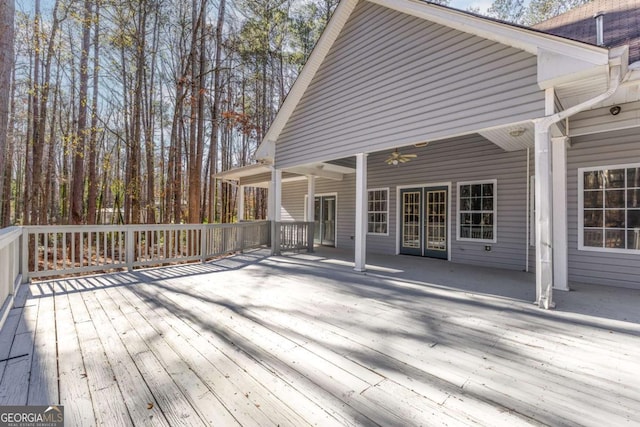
0,248,639,426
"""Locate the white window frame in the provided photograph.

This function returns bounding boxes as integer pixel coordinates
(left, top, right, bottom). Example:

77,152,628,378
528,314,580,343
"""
456,179,498,243
578,163,640,254
367,188,389,236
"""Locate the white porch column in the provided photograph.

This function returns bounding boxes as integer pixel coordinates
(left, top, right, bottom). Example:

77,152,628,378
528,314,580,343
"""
306,175,316,222
354,153,367,272
552,137,570,291
267,177,275,221
534,121,554,309
237,185,245,221
270,168,282,255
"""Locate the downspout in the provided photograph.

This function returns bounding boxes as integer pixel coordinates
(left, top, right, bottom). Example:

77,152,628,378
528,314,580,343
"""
534,60,624,309
525,147,530,273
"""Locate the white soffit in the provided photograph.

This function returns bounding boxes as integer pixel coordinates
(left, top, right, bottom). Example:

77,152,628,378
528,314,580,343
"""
479,122,535,151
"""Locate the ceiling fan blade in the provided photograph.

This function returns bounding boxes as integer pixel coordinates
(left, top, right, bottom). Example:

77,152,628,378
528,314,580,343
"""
403,154,417,158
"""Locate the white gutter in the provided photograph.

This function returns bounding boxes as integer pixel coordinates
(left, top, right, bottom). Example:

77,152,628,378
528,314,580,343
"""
534,54,626,310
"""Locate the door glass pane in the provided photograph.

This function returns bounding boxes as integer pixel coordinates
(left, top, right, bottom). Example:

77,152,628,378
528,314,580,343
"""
402,192,421,248
323,197,335,244
425,190,446,251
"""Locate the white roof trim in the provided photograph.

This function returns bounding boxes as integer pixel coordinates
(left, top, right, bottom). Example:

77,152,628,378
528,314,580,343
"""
255,0,360,161
213,163,271,180
254,0,610,161
373,0,608,63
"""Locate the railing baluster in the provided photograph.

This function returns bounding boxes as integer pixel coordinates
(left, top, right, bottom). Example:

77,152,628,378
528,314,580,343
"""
44,232,49,272
53,233,57,271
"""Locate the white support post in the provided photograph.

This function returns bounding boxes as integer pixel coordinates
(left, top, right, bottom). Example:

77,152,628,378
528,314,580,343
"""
354,153,367,272
267,178,275,221
237,185,245,222
534,121,554,309
270,169,282,255
306,175,316,222
552,136,570,291
275,170,282,222
306,175,316,253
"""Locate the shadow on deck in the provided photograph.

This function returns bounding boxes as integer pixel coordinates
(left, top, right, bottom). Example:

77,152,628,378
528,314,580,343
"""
0,248,638,426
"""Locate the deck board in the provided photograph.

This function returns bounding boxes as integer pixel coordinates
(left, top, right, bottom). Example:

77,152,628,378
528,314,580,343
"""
54,288,95,427
0,248,639,426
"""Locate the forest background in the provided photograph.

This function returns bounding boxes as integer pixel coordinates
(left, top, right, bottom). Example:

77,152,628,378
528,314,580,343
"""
0,0,590,226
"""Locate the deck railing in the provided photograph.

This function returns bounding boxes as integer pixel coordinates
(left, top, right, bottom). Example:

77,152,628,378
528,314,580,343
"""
274,221,314,254
22,221,272,280
0,220,313,331
0,227,22,329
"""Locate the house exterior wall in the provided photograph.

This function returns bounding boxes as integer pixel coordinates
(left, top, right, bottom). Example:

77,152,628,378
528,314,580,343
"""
281,134,531,271
280,128,640,289
275,0,545,169
567,127,640,289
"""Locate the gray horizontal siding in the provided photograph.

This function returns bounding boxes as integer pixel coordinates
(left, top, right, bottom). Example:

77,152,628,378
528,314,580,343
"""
275,0,544,168
567,128,640,289
282,177,356,249
281,134,531,272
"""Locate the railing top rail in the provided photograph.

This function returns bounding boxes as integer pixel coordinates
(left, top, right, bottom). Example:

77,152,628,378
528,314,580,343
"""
21,220,271,233
0,226,22,251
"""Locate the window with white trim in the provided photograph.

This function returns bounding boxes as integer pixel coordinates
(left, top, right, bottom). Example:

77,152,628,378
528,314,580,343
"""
457,180,497,242
367,189,388,235
580,165,640,252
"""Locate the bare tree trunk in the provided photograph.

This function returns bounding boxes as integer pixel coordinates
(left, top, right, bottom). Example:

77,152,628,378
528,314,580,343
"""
71,0,93,226
187,0,206,224
0,0,14,212
208,0,226,224
87,1,100,225
143,2,160,224
25,1,42,225
45,65,61,223
129,1,146,225
1,66,16,227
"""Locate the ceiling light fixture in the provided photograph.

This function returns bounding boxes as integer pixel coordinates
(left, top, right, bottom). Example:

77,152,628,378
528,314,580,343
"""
610,105,621,116
509,127,526,137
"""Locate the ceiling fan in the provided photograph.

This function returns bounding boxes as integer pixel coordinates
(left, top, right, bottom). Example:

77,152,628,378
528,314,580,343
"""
385,148,417,165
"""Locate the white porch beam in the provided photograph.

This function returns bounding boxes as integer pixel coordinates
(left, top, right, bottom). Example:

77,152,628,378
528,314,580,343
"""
552,137,570,292
306,175,316,222
354,153,367,272
286,166,344,181
237,185,245,221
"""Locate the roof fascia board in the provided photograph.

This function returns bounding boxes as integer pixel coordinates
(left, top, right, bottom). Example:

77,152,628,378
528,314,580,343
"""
367,0,609,65
256,0,360,161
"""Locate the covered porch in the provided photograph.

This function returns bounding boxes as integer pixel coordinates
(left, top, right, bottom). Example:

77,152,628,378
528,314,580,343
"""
1,248,638,425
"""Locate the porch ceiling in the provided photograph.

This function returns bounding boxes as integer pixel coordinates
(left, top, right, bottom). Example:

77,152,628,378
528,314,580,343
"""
215,160,356,188
478,122,535,151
